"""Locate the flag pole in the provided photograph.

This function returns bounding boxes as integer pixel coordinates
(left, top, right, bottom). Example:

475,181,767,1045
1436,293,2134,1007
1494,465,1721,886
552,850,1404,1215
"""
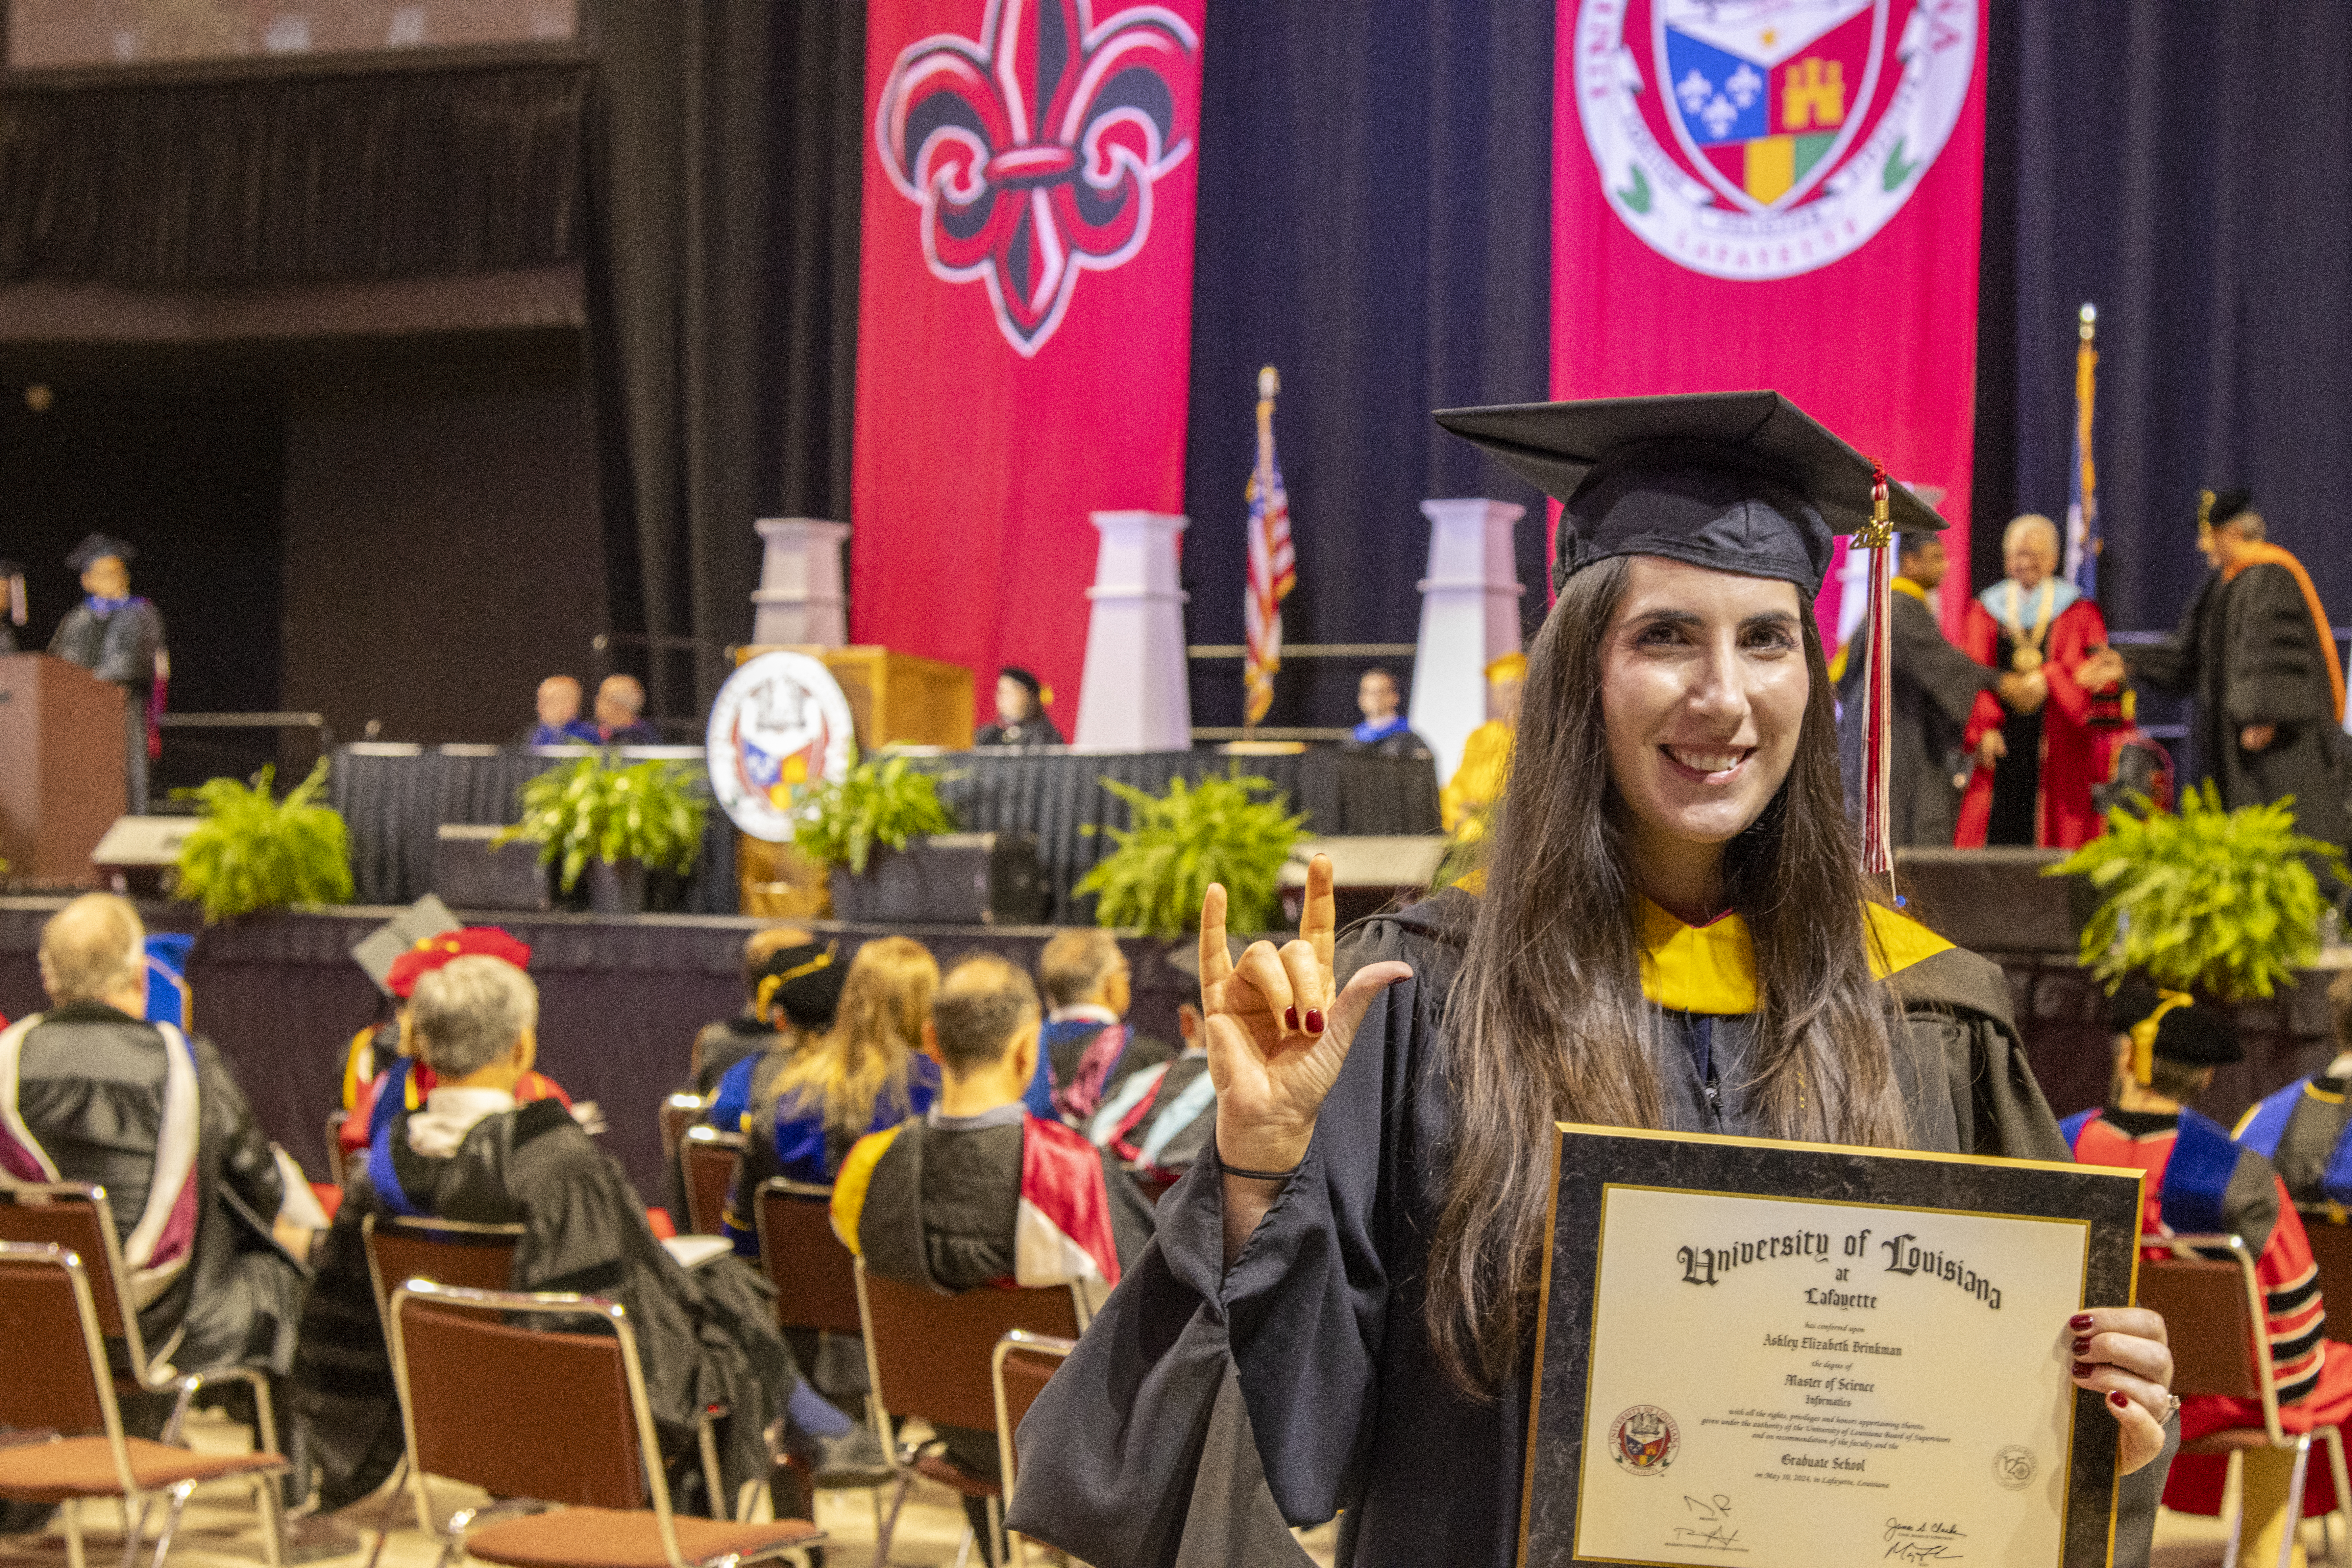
1244,365,1280,742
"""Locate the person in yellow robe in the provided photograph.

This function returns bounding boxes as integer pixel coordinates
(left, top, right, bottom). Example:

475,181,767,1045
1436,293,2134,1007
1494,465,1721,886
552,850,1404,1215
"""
1439,650,1524,836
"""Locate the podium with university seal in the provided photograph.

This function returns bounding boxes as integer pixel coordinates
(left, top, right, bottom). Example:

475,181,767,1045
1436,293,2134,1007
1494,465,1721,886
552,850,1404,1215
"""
0,653,127,881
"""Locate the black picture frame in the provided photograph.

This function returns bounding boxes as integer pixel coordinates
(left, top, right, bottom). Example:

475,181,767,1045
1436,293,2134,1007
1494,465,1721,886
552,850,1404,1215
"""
1519,1123,2145,1568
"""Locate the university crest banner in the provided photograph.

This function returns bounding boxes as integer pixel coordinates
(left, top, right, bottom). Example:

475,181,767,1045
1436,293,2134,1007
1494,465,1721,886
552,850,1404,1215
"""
1554,0,1988,637
851,0,1205,733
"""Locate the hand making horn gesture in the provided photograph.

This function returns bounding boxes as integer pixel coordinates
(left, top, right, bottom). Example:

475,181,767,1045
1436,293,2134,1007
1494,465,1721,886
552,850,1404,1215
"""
1199,853,1414,1190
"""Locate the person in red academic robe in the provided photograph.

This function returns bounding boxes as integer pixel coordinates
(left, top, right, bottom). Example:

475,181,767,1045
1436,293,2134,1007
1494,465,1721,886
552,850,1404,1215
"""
2064,984,2352,1565
1956,513,2118,848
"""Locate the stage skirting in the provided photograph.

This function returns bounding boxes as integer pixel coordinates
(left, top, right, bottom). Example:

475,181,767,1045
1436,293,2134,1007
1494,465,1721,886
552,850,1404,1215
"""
329,744,1443,920
3,897,2341,1206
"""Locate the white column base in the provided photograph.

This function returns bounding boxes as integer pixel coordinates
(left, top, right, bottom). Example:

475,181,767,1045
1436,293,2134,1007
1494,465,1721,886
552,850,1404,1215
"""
1075,511,1193,752
750,518,852,648
1408,498,1526,784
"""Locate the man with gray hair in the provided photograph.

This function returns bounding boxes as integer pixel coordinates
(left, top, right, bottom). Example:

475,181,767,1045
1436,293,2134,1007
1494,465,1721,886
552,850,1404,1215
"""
0,894,304,1428
294,955,889,1517
594,672,661,745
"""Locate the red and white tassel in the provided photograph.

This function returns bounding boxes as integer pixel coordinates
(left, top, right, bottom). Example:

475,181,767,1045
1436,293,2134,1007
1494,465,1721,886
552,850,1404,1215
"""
1857,462,1896,886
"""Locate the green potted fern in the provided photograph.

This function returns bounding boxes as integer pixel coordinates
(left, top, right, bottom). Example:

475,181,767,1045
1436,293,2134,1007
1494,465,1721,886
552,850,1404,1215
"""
1075,770,1309,937
172,758,354,922
790,757,977,922
500,754,707,914
2047,782,2346,1003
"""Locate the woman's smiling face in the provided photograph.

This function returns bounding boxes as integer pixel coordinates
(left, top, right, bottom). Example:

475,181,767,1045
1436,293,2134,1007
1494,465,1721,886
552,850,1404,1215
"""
1599,555,1811,850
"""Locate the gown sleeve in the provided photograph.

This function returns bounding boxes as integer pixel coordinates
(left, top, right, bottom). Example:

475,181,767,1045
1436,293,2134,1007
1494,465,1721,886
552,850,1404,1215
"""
1005,916,1436,1568
2226,563,2335,726
2122,582,2205,695
1895,594,1998,726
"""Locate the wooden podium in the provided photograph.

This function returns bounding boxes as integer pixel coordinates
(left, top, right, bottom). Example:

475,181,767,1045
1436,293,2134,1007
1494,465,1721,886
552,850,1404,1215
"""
0,654,126,881
731,646,974,917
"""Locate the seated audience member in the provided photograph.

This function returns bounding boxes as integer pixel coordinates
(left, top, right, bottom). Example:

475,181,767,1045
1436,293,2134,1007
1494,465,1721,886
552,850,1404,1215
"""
1339,666,1431,758
721,936,941,1256
335,927,573,1165
973,666,1063,747
2236,971,2352,1206
2064,984,2352,1565
1023,929,1172,1126
694,929,843,1109
1087,943,1216,1182
0,895,306,1423
518,674,598,746
594,672,663,745
293,956,889,1514
833,954,1154,1553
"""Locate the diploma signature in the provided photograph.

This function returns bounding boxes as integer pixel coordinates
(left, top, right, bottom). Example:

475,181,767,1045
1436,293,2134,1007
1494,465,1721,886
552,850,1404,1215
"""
1882,1517,1967,1562
1667,1494,1747,1553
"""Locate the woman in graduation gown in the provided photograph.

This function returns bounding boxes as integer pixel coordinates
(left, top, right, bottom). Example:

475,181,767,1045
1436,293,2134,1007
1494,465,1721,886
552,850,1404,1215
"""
1007,392,2180,1568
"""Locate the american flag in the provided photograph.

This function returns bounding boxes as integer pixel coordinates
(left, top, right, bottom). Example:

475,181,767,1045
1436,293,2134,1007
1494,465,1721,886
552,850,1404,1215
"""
1244,365,1294,727
2063,303,2100,597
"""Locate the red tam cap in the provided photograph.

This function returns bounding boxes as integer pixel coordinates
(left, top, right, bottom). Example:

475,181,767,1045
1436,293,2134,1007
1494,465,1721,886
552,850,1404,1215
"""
384,926,533,1000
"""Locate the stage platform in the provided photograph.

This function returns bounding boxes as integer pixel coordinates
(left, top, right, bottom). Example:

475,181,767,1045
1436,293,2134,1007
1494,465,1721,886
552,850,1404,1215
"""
329,742,1441,920
3,898,2337,1203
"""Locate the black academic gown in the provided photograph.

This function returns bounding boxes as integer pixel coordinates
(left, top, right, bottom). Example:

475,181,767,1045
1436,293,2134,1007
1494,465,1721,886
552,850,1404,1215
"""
2128,563,2350,850
975,715,1065,746
1006,891,2171,1568
48,597,165,812
8,1003,303,1379
293,1098,799,1511
1841,589,2000,846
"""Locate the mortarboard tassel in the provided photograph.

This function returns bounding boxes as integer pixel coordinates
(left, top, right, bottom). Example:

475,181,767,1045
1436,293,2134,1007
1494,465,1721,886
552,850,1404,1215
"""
2128,990,2195,1086
1855,462,1898,887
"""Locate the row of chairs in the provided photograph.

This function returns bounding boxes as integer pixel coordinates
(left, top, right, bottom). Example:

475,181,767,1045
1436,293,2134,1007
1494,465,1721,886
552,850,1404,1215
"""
2141,1214,2352,1568
665,1105,1079,1564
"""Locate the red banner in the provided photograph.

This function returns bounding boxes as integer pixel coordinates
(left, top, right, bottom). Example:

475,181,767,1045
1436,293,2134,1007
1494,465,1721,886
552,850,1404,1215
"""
1553,0,1987,641
851,0,1205,735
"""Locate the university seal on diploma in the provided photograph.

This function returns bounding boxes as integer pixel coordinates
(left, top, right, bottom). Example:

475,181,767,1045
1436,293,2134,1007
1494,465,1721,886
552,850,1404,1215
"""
1518,1126,2143,1567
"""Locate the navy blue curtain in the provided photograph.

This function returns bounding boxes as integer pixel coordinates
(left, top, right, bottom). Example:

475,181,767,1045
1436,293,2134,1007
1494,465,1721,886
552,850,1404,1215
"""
1178,2,1557,733
2003,2,2352,645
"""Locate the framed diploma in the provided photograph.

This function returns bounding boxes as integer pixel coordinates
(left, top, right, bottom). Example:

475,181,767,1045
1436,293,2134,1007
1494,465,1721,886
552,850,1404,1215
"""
1519,1125,2145,1568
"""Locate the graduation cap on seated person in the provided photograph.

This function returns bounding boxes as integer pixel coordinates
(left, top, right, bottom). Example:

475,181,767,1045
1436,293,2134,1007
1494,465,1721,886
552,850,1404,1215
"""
2107,979,2241,1086
1433,390,1948,879
383,925,534,1000
350,894,462,995
751,937,847,1032
65,532,137,571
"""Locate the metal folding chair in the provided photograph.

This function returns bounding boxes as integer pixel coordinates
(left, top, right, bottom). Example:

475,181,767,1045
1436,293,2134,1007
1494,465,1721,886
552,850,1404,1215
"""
992,1330,1077,1568
680,1127,745,1238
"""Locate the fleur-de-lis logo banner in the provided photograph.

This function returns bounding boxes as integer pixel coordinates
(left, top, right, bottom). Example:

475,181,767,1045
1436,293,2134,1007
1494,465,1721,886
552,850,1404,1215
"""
876,0,1200,357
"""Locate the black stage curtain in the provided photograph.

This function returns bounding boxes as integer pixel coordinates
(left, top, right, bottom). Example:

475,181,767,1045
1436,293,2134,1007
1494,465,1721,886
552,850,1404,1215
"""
0,62,591,283
586,0,865,721
1179,1,1558,732
2004,3,2352,641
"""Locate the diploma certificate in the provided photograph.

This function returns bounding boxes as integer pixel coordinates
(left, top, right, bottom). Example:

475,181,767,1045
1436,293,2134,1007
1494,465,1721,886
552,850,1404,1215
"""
1519,1126,2143,1568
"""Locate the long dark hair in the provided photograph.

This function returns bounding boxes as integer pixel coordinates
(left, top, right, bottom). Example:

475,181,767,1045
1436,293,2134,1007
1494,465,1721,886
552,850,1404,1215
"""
1427,556,1908,1396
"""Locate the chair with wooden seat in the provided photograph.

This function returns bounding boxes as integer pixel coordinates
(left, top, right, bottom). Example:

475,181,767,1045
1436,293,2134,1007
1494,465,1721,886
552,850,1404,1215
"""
856,1259,1088,1567
324,1110,350,1190
754,1179,862,1338
992,1330,1076,1568
386,1277,823,1568
0,1241,289,1568
679,1127,744,1238
660,1094,707,1168
361,1212,525,1318
2299,1205,2352,1318
2141,1232,2352,1567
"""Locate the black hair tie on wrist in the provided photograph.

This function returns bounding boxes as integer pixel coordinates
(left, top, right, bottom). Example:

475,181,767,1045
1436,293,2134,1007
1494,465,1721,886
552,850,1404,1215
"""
1220,1160,1300,1182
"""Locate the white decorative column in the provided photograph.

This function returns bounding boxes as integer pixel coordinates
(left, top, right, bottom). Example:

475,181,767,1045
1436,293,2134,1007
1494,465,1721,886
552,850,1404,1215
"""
1075,511,1192,751
1409,498,1526,783
750,518,851,646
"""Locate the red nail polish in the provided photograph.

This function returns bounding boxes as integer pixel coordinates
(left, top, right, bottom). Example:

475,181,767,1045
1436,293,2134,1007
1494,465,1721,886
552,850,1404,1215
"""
1284,1005,1299,1030
2108,1391,2130,1409
1305,1008,1325,1034
2072,1338,2091,1356
2071,1362,2092,1378
2068,1314,2094,1331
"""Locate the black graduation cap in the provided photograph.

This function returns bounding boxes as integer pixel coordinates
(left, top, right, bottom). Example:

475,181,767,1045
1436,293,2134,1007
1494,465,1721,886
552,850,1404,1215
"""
0,556,23,626
349,894,462,996
752,938,847,1032
2201,488,2254,532
66,532,136,571
1434,391,1947,599
2111,980,2241,1081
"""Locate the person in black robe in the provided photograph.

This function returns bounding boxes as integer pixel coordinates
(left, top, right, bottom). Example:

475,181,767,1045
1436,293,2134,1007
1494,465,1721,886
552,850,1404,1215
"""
0,896,305,1433
2091,489,2351,854
1338,667,1432,758
594,673,664,745
1838,531,2030,845
1006,392,2180,1568
291,954,890,1515
974,666,1065,746
46,533,166,813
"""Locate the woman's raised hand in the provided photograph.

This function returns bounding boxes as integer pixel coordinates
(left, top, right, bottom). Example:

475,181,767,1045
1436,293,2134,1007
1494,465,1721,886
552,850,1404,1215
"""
1201,853,1413,1177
